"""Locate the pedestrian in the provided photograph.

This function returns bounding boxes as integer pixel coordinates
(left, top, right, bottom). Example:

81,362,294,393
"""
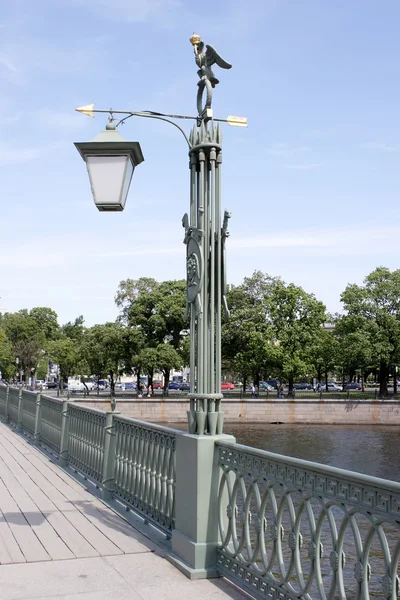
278,383,284,398
251,383,256,398
147,383,153,398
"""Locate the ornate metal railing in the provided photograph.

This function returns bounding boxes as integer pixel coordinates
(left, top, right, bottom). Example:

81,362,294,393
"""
216,441,400,600
8,387,20,425
113,416,177,533
21,389,37,434
40,394,63,452
67,403,106,484
0,384,7,416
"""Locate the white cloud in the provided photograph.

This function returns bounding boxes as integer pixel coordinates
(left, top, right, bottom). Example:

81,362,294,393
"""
0,142,62,165
0,54,23,83
228,226,399,258
35,108,92,132
0,55,19,74
360,142,397,152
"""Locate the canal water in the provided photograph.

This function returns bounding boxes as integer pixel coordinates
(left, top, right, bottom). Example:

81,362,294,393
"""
168,423,400,482
223,423,400,482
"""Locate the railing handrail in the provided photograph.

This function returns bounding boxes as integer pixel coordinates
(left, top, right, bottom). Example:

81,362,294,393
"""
21,389,38,397
114,413,181,436
41,393,63,404
218,439,400,492
67,402,107,417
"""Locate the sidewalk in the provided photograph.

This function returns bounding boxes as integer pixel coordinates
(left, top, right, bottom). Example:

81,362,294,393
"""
0,421,248,600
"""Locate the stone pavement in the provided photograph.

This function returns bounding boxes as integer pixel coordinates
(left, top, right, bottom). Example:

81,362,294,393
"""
0,421,249,600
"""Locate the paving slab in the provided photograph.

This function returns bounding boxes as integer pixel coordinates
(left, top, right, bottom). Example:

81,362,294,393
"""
0,554,250,600
0,421,250,600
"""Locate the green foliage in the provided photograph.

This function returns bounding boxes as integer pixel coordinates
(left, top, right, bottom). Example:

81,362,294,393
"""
80,322,127,393
338,266,400,395
62,315,85,342
266,281,326,390
310,326,340,385
156,344,182,391
29,307,60,341
115,277,187,349
222,271,278,386
47,336,77,383
137,347,158,384
0,328,14,380
223,272,326,391
1,307,60,381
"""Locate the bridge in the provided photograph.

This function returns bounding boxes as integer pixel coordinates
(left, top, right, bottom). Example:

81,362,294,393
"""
0,384,399,600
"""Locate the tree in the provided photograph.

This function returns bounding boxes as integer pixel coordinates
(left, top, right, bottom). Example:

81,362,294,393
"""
115,277,187,349
0,328,14,380
30,307,60,341
62,315,85,342
137,347,158,387
310,326,339,389
80,323,127,395
156,344,182,394
47,336,77,384
339,267,400,396
267,282,326,394
2,311,44,383
1,307,60,383
222,272,278,390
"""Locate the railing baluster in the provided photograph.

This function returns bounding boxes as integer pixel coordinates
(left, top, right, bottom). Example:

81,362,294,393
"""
215,440,400,600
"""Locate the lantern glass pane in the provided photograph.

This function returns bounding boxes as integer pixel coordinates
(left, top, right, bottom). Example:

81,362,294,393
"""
86,155,133,210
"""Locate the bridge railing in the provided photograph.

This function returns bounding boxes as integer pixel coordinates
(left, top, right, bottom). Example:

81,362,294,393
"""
113,415,177,534
1,383,399,599
0,385,177,538
215,440,400,600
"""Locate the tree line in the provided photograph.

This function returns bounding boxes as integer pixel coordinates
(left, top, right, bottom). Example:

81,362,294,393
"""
0,266,399,397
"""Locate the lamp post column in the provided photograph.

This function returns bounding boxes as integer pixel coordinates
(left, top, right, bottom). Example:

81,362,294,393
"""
184,122,229,435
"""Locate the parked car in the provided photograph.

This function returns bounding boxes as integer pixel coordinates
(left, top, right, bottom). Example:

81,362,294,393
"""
168,381,181,390
124,382,137,390
83,379,95,391
259,381,274,390
152,380,163,389
264,380,280,389
319,382,342,391
68,381,84,393
345,382,362,391
94,380,109,391
35,380,47,390
178,383,190,392
221,382,235,390
46,382,58,389
294,382,313,390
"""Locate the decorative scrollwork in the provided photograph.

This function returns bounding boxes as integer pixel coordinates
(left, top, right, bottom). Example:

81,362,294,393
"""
217,441,400,599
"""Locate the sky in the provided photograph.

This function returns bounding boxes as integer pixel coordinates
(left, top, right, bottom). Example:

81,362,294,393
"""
0,0,399,326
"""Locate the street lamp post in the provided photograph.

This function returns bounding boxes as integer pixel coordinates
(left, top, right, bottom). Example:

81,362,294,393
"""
75,35,246,435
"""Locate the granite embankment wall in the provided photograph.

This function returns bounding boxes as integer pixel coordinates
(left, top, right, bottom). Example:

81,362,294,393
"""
73,397,400,425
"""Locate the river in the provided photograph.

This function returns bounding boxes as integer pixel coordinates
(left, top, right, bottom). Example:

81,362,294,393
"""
168,422,400,482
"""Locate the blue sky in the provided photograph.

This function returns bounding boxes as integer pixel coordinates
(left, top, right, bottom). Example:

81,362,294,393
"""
0,0,399,326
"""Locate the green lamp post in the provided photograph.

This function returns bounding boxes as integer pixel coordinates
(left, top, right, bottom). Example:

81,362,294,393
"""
74,35,246,435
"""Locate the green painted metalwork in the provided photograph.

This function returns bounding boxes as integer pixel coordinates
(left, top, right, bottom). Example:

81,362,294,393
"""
67,404,106,484
0,384,7,417
7,387,20,425
216,441,400,600
40,394,63,452
185,122,227,435
113,415,177,533
21,390,37,435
